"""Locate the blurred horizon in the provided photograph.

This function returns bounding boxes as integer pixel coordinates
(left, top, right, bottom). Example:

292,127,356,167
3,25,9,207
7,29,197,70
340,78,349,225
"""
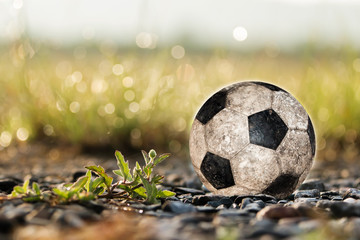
1,0,360,51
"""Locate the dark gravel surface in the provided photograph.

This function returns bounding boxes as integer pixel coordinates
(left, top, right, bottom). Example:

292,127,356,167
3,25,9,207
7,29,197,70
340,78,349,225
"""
1,143,360,240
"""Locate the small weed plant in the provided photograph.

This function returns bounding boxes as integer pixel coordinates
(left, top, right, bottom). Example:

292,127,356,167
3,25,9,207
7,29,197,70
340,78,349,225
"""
8,149,175,204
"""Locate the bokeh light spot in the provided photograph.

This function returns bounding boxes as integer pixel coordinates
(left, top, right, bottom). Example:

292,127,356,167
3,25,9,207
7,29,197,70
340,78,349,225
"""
129,102,140,113
43,124,54,136
16,128,29,141
171,45,185,59
124,90,135,102
233,26,248,41
0,131,12,147
122,76,134,88
69,101,81,113
104,103,115,114
136,32,157,49
91,78,108,94
113,64,124,76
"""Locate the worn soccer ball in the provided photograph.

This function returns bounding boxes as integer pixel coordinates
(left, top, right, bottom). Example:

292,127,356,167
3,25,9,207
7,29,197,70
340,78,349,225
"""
189,81,316,198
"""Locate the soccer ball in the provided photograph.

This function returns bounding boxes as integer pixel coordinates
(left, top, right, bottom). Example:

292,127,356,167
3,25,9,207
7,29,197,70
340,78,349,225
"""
189,81,316,198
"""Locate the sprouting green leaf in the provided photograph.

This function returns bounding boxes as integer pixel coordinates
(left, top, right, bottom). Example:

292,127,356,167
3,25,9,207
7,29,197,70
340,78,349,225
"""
86,165,113,189
103,175,113,189
149,149,157,160
157,190,176,198
85,170,92,192
90,177,105,192
86,165,105,175
32,182,41,195
53,188,69,199
14,186,25,194
153,153,170,167
141,150,150,165
133,187,147,198
22,179,30,193
71,176,89,192
114,150,133,182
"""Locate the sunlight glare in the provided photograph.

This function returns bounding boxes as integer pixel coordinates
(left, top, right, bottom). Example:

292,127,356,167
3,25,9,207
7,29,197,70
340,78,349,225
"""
233,26,248,42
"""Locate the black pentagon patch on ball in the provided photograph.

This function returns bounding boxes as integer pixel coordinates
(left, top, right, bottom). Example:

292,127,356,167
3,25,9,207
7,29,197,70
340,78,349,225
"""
262,174,298,197
251,81,286,92
200,152,235,190
307,117,316,156
195,89,227,125
248,109,288,150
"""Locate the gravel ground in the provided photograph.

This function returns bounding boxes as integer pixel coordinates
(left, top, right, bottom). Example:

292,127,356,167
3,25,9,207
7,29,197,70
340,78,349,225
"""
1,143,360,240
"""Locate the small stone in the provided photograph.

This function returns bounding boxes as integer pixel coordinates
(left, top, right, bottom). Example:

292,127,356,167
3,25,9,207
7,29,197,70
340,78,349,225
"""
277,200,288,204
196,206,218,213
344,198,356,203
320,191,341,200
206,197,233,208
240,198,253,209
174,187,205,196
145,210,175,218
331,196,343,201
298,179,325,192
162,200,196,214
298,219,322,232
230,203,240,209
294,189,320,199
257,206,300,220
216,204,227,210
79,201,106,214
52,210,85,228
318,201,360,218
243,203,263,213
218,209,250,217
343,188,360,200
192,195,223,206
294,198,318,204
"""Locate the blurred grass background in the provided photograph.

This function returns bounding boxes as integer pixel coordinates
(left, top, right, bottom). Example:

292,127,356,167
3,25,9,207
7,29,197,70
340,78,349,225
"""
1,38,360,162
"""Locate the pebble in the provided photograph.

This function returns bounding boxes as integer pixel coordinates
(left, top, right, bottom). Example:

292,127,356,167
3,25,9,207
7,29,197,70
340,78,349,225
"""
294,189,320,199
257,206,300,220
192,195,223,206
174,187,204,196
162,201,196,214
206,197,233,208
298,179,325,192
343,188,360,200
